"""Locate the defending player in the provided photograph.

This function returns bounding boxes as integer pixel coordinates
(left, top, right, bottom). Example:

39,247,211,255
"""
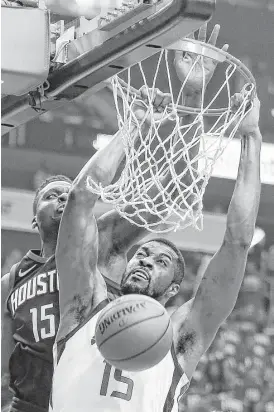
51,38,262,412
1,24,226,412
1,176,72,412
1,170,127,411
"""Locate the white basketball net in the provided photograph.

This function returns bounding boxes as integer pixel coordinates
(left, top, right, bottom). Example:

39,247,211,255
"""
87,44,255,233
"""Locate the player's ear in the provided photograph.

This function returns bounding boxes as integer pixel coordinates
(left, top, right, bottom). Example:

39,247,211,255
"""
167,283,180,299
32,216,38,230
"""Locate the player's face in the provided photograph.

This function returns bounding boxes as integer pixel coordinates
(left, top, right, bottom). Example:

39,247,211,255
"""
35,181,71,233
121,241,177,299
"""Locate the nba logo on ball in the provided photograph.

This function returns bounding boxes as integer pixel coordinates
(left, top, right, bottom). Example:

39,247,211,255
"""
95,295,173,371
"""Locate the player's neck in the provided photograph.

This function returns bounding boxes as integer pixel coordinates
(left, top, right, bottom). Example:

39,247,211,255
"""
40,239,57,259
39,223,59,258
157,296,167,307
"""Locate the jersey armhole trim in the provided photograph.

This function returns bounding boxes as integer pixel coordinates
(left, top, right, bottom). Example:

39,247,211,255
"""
171,344,187,379
163,344,190,412
102,275,121,292
9,263,18,289
56,298,109,349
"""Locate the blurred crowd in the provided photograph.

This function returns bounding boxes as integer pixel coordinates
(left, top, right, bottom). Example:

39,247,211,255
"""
180,322,274,412
168,247,274,412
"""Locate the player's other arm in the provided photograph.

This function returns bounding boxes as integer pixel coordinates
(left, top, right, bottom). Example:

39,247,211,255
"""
173,96,262,379
1,273,15,409
56,127,138,341
96,91,171,281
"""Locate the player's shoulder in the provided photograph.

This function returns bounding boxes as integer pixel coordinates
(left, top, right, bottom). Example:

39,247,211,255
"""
103,275,122,301
56,299,109,362
1,262,21,310
1,256,26,296
171,298,194,325
13,249,55,286
1,271,13,301
171,298,199,357
171,298,208,380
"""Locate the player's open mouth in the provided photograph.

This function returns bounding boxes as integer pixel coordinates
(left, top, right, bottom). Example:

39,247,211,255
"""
130,269,149,281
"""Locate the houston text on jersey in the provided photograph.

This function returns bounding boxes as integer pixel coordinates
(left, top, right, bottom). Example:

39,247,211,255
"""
10,270,59,315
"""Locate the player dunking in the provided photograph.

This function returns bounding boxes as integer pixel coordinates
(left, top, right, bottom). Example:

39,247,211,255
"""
2,24,222,412
51,28,262,412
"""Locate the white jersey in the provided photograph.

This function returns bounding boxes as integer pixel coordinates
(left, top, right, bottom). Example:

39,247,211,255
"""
51,300,189,412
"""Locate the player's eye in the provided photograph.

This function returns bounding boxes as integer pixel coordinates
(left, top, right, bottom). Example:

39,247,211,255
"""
158,259,167,266
47,193,57,199
136,252,146,258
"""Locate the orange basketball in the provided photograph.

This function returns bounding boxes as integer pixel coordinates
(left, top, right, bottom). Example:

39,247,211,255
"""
95,294,173,372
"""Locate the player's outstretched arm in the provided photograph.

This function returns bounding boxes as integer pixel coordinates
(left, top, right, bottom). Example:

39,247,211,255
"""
56,89,173,340
55,127,138,341
172,95,262,380
97,89,173,283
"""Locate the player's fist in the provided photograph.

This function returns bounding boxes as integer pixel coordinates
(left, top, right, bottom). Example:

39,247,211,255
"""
231,88,261,136
133,86,172,125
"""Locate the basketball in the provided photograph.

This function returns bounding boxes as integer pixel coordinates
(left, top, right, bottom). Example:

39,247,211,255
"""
95,294,173,371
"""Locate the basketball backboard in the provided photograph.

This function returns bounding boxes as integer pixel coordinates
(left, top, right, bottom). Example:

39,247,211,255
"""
1,0,215,135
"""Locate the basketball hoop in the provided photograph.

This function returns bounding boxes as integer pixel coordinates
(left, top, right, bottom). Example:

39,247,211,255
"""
87,39,256,233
